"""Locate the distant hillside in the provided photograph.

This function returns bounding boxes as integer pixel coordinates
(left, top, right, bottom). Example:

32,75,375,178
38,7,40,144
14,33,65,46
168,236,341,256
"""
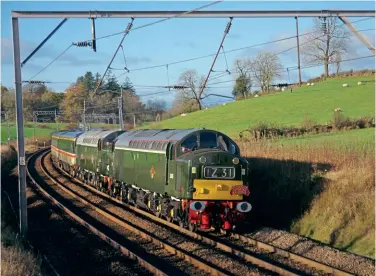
141,76,375,137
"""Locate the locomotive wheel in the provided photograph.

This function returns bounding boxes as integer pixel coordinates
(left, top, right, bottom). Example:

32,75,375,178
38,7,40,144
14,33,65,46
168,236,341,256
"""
188,223,198,232
220,229,231,236
154,211,161,218
178,220,186,229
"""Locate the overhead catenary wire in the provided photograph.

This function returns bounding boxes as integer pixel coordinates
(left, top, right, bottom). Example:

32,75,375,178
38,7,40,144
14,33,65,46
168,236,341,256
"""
86,1,224,42
25,23,373,86
24,16,371,85
221,45,231,74
206,27,374,84
114,19,374,79
120,45,129,72
206,54,375,87
28,44,73,81
24,17,373,101
93,18,135,96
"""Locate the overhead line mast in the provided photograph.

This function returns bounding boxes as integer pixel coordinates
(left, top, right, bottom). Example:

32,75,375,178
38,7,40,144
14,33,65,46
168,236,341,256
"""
199,17,233,97
93,18,135,97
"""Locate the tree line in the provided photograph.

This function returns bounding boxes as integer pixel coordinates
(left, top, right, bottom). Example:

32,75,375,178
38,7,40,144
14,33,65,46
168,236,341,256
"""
1,17,352,123
1,70,167,126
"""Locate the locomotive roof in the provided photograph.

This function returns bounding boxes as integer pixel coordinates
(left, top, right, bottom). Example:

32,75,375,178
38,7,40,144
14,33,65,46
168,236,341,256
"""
76,129,125,147
52,129,84,140
115,128,205,150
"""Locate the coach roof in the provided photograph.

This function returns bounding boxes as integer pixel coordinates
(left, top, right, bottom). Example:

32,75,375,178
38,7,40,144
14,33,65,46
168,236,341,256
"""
52,129,84,140
76,129,125,146
115,128,204,150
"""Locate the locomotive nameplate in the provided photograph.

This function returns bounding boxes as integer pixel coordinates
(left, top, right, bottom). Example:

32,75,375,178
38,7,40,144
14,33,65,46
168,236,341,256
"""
204,166,235,179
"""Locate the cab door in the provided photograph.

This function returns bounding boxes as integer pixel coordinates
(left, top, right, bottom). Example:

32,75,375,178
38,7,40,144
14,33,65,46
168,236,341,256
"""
166,143,176,188
101,140,114,176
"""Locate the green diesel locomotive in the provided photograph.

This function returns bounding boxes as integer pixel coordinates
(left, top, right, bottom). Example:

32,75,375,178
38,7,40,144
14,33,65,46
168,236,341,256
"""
51,128,252,232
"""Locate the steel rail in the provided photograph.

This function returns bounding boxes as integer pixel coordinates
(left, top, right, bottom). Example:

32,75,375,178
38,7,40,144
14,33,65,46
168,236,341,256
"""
231,234,354,276
39,151,228,276
45,151,331,276
26,149,167,276
49,150,357,276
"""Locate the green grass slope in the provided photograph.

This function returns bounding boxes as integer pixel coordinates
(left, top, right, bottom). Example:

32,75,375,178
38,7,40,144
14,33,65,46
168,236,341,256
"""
1,122,120,143
1,126,54,143
274,128,374,151
143,76,375,137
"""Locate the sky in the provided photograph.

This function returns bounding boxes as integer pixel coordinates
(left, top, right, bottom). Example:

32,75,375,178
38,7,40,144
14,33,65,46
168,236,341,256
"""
1,1,375,107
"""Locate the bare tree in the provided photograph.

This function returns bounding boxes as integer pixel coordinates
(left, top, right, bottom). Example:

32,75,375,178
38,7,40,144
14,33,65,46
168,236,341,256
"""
232,58,253,99
178,69,206,110
249,52,282,92
301,16,350,77
333,52,342,75
146,99,166,113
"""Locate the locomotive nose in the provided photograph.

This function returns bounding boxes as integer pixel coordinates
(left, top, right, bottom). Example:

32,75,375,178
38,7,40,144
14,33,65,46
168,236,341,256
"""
236,201,252,212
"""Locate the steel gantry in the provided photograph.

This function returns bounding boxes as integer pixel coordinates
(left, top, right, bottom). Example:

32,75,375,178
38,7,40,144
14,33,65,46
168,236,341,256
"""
11,10,375,18
11,7,375,239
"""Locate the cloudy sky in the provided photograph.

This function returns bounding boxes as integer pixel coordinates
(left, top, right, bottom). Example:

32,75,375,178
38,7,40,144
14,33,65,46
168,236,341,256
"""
1,1,375,106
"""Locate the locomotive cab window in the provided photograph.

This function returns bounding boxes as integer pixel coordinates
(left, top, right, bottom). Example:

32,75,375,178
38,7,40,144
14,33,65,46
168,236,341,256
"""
178,132,239,156
200,132,217,149
179,134,198,154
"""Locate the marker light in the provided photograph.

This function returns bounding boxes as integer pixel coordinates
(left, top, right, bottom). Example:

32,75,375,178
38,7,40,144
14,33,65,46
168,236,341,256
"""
199,156,207,164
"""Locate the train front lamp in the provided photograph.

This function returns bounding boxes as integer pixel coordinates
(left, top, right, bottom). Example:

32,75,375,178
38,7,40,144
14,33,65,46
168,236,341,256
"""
199,156,207,164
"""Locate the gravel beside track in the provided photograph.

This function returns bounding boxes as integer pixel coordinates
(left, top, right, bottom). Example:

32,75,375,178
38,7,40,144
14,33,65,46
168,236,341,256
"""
26,152,150,276
39,149,374,276
35,151,210,276
208,232,330,276
245,227,375,276
43,152,278,276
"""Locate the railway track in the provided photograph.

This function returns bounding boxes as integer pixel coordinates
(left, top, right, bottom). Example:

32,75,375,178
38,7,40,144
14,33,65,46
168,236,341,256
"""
29,149,356,276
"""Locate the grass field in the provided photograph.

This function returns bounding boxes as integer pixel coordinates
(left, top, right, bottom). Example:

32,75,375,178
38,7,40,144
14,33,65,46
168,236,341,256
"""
1,122,120,143
142,76,375,137
271,128,374,151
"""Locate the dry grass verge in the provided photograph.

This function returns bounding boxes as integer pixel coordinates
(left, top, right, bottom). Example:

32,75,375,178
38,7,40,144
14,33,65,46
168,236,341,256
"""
238,139,375,258
1,145,42,276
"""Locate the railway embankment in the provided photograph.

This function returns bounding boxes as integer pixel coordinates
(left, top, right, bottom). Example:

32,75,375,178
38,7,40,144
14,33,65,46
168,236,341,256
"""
1,145,43,276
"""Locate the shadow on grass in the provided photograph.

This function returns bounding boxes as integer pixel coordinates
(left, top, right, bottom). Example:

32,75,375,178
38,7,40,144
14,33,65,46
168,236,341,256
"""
243,156,332,231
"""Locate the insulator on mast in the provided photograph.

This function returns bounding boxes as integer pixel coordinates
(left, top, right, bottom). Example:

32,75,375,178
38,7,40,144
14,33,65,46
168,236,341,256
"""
73,41,93,47
321,17,327,35
23,80,45,84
